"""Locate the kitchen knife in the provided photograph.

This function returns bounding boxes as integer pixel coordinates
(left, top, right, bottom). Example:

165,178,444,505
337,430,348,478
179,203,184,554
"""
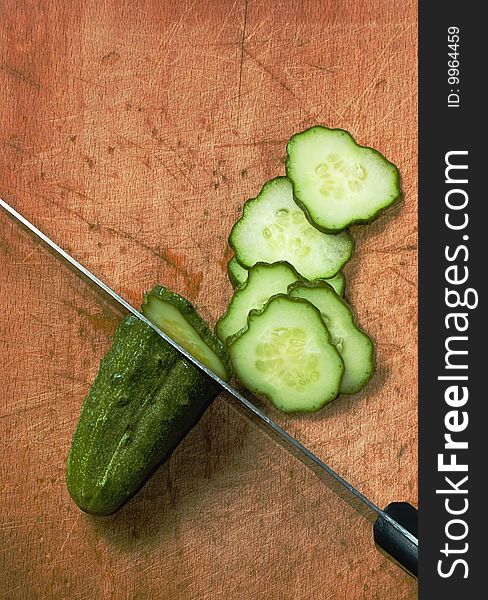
0,197,418,578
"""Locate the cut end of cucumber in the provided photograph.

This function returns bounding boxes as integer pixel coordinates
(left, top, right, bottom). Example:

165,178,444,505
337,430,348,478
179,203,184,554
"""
229,177,353,280
286,126,401,232
142,287,230,381
228,295,344,413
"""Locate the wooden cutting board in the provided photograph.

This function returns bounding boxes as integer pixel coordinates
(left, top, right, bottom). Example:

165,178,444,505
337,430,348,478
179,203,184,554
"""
0,1,417,598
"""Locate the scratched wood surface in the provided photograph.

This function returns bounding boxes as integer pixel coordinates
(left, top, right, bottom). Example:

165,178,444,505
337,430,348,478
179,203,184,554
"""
0,1,417,598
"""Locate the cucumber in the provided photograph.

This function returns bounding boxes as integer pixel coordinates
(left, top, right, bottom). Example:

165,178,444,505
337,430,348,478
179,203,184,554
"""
228,295,344,413
229,177,353,280
227,256,248,288
66,286,230,516
324,271,345,297
228,255,345,296
216,262,302,344
142,286,228,380
288,281,374,394
286,126,400,232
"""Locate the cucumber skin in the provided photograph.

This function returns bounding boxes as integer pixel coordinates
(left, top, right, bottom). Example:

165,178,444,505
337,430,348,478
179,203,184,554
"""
66,287,230,517
327,271,345,297
227,257,248,289
229,177,355,278
285,126,402,233
227,294,344,413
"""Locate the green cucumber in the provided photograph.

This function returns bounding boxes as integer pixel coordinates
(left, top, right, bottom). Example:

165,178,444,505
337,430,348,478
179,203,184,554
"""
228,254,345,296
66,286,230,516
288,281,374,394
142,286,228,380
227,256,248,288
217,262,302,344
218,261,345,344
229,177,353,280
228,295,344,413
324,271,345,297
286,126,401,232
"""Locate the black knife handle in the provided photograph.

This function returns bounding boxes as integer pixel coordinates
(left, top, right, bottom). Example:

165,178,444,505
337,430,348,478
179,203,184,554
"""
373,502,418,578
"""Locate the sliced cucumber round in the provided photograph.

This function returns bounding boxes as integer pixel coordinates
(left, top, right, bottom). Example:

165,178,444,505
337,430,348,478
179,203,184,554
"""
227,256,248,288
228,255,345,296
217,262,302,344
288,281,374,394
229,177,353,280
325,271,345,297
228,295,344,413
142,286,230,380
286,126,400,232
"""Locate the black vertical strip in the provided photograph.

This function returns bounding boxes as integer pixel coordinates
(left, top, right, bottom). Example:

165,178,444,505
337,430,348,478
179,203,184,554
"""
419,3,483,597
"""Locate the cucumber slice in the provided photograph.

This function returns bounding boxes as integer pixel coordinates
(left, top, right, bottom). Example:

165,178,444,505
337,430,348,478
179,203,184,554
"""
325,271,345,297
227,256,248,288
229,295,344,412
142,286,230,380
217,262,302,344
286,126,400,232
229,177,353,280
228,255,345,296
288,281,374,394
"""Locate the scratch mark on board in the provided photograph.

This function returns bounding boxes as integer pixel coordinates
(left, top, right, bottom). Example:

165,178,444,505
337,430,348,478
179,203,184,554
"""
215,0,240,41
0,62,41,90
237,0,249,124
46,192,183,271
243,48,315,120
362,91,415,137
339,23,415,119
50,513,82,566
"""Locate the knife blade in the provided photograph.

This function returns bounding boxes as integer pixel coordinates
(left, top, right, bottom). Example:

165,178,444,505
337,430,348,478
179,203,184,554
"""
0,197,418,577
